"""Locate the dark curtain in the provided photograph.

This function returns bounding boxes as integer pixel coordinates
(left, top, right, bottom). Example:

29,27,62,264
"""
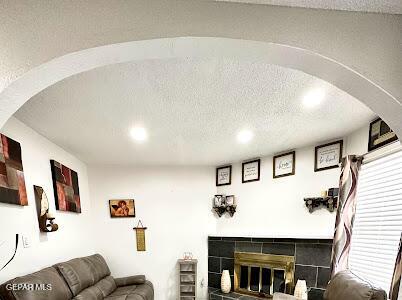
390,233,402,300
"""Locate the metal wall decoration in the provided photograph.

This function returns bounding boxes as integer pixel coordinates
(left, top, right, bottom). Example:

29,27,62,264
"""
0,134,28,206
133,220,147,251
34,185,58,232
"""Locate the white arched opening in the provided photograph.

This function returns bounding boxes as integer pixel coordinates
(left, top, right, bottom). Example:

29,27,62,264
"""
1,37,401,135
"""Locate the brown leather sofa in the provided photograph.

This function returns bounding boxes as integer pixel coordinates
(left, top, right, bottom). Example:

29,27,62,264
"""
0,254,154,300
324,270,387,300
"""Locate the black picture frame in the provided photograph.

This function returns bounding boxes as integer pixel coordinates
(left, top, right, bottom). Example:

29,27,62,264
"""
368,117,398,152
242,159,261,183
273,151,296,178
314,140,343,172
216,165,232,186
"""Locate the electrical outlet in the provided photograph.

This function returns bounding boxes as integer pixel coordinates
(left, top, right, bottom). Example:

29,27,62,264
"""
22,236,31,248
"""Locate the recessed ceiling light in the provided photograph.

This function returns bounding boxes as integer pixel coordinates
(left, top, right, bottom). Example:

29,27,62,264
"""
237,129,253,144
303,89,325,108
130,127,147,142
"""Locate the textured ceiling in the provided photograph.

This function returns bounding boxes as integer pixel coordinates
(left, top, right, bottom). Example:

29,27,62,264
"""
15,58,374,166
215,0,402,14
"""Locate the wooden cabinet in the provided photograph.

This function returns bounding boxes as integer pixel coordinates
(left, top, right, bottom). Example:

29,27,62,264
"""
178,259,197,300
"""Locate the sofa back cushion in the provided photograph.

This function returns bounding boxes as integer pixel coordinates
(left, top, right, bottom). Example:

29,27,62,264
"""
0,267,72,300
82,254,111,283
55,257,95,296
94,276,116,297
324,270,387,300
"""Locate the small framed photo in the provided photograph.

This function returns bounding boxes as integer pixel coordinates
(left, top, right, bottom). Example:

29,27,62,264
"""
368,117,398,152
216,165,232,186
225,195,235,206
273,151,295,178
315,140,343,172
242,159,260,183
214,195,225,207
109,199,135,218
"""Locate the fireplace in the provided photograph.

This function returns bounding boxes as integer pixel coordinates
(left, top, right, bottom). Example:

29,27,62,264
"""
234,252,295,298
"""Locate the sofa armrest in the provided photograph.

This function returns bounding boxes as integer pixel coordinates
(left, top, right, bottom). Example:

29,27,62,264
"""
114,275,146,287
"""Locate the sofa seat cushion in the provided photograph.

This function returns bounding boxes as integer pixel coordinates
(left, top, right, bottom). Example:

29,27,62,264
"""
0,267,72,300
55,257,95,296
104,281,154,300
72,286,103,300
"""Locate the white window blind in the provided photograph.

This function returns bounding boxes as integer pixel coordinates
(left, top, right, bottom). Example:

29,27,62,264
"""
349,149,402,295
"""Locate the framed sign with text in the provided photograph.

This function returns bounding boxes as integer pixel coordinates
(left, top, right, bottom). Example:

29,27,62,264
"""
216,165,232,186
368,118,398,152
314,140,343,172
242,159,260,183
273,151,295,178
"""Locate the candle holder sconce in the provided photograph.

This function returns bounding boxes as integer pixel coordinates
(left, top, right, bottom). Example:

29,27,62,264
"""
34,185,58,232
213,195,237,217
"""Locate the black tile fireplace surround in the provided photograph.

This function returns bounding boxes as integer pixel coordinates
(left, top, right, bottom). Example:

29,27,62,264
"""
208,236,333,300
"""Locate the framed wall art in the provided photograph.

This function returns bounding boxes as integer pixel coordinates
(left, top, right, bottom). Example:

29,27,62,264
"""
314,140,343,172
368,117,398,152
242,159,260,183
50,160,81,213
273,151,295,178
216,165,232,186
0,134,28,206
109,199,135,218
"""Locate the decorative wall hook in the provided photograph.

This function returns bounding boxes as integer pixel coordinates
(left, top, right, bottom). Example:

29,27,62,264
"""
34,186,58,232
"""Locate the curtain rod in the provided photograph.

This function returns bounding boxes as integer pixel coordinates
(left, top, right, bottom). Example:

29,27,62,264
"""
361,142,402,165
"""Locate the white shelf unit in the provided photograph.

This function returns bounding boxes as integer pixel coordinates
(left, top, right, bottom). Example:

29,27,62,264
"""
178,259,197,300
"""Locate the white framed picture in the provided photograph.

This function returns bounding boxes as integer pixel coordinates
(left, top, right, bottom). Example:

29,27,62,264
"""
315,140,343,172
273,151,295,178
216,165,232,186
242,159,260,183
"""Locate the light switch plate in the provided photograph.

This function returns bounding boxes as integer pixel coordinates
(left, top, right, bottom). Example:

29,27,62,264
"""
22,236,31,248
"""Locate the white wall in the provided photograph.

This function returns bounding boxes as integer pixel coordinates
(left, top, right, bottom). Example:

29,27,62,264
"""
0,117,94,283
216,131,370,239
88,165,216,300
216,145,338,238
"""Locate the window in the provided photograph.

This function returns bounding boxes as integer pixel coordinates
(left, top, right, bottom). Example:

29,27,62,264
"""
349,149,402,294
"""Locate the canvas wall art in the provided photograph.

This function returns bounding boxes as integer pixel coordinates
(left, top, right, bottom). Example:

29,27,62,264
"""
109,199,135,218
50,160,81,213
0,134,28,206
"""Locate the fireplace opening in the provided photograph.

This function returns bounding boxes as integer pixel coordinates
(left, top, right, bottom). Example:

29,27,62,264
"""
234,252,295,298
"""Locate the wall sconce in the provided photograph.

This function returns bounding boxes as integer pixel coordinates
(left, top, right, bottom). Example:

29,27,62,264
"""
34,185,58,232
213,195,237,217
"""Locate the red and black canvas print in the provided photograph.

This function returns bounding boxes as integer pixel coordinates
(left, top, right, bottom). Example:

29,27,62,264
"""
50,160,81,213
0,134,28,206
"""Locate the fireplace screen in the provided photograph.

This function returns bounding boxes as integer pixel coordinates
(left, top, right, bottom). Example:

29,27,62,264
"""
234,252,295,298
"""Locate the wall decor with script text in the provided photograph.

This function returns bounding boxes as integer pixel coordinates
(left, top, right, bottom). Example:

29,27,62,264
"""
273,151,295,178
216,165,232,186
242,159,260,183
0,134,28,206
133,220,147,251
50,160,81,213
314,140,343,172
368,117,398,151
